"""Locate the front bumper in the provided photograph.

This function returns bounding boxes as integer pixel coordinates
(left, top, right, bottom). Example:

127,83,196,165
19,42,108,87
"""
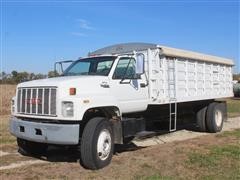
10,116,80,145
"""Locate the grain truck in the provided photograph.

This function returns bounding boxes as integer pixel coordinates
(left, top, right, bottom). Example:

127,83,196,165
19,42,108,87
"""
10,43,234,169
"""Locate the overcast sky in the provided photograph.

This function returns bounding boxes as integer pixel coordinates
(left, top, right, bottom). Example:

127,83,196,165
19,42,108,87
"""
1,1,239,73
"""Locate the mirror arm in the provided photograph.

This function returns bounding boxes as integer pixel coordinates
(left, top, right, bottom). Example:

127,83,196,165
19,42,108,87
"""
60,62,64,73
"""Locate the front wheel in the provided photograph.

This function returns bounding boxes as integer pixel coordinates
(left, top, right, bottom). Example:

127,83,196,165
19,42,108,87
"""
80,117,114,170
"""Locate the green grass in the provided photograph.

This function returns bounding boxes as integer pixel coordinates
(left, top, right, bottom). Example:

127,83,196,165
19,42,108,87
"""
187,130,240,180
227,99,240,117
211,145,240,159
188,152,219,167
216,129,240,138
188,144,240,167
134,163,175,180
134,174,174,180
144,175,173,180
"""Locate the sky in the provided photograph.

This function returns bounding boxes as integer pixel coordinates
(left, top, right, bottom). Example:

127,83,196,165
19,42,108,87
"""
1,1,240,74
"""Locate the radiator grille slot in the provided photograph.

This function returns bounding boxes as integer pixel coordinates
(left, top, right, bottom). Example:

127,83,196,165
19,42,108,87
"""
38,89,43,114
17,87,57,116
32,89,37,114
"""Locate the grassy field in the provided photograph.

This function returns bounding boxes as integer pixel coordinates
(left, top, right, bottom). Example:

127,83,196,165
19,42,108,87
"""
227,98,240,117
186,131,240,180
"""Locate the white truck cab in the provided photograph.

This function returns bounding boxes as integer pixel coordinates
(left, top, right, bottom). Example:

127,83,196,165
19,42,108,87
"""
10,43,234,169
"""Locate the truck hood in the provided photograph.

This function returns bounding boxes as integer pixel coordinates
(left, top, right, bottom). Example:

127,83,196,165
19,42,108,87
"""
17,76,110,92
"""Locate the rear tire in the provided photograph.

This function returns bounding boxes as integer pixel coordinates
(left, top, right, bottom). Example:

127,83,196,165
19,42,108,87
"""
196,106,207,132
17,138,47,156
80,117,114,170
206,102,226,133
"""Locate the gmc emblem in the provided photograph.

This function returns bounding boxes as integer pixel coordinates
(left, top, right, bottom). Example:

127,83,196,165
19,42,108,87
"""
25,98,42,105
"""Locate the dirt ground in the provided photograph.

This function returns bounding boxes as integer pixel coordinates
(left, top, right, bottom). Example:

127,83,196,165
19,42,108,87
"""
0,115,239,180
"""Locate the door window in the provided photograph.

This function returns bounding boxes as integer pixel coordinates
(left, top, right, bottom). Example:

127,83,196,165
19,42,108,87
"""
113,57,136,79
96,60,114,75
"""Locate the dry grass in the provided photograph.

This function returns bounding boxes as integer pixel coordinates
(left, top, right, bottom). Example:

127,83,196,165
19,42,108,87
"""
0,115,16,146
0,84,16,115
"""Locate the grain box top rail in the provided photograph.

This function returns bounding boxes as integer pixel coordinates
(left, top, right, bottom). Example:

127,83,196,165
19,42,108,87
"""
89,43,234,66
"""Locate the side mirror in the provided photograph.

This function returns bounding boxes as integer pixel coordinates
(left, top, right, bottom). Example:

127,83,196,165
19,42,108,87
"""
136,53,145,75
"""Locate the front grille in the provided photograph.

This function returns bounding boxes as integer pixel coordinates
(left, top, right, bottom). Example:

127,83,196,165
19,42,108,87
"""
17,87,57,116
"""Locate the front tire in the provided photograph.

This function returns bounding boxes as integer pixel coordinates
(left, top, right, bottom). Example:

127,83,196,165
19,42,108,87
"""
80,117,114,170
206,102,226,133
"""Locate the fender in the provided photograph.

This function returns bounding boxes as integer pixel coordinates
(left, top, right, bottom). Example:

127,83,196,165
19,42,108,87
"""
75,94,121,120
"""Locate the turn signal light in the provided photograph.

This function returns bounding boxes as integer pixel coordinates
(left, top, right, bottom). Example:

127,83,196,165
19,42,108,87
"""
69,88,76,95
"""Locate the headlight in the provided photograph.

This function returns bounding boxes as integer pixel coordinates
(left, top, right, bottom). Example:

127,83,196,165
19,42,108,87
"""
62,101,74,117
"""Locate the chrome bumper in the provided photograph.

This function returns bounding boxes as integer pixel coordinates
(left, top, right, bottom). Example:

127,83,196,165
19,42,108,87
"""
10,116,80,145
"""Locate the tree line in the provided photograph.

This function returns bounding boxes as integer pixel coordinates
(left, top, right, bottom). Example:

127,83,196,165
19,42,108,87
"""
0,70,58,84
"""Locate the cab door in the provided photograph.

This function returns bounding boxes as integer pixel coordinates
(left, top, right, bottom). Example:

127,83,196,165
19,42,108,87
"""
109,57,149,113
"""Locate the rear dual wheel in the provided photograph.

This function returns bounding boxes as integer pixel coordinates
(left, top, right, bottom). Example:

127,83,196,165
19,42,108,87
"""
206,102,226,133
196,102,226,133
196,106,208,132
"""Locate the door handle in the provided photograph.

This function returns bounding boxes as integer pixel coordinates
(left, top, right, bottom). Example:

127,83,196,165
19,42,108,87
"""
100,82,110,88
140,83,146,88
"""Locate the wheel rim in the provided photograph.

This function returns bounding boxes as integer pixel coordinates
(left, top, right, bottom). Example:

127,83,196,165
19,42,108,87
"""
215,110,223,127
97,129,111,161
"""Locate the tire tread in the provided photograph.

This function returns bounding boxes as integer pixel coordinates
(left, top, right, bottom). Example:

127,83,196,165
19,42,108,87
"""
206,102,225,133
80,117,113,170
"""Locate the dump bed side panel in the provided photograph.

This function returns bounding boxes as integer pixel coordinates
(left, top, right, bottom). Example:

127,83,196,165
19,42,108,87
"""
146,49,233,104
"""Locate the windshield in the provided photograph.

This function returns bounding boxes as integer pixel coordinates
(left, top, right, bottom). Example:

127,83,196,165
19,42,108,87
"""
63,56,116,76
